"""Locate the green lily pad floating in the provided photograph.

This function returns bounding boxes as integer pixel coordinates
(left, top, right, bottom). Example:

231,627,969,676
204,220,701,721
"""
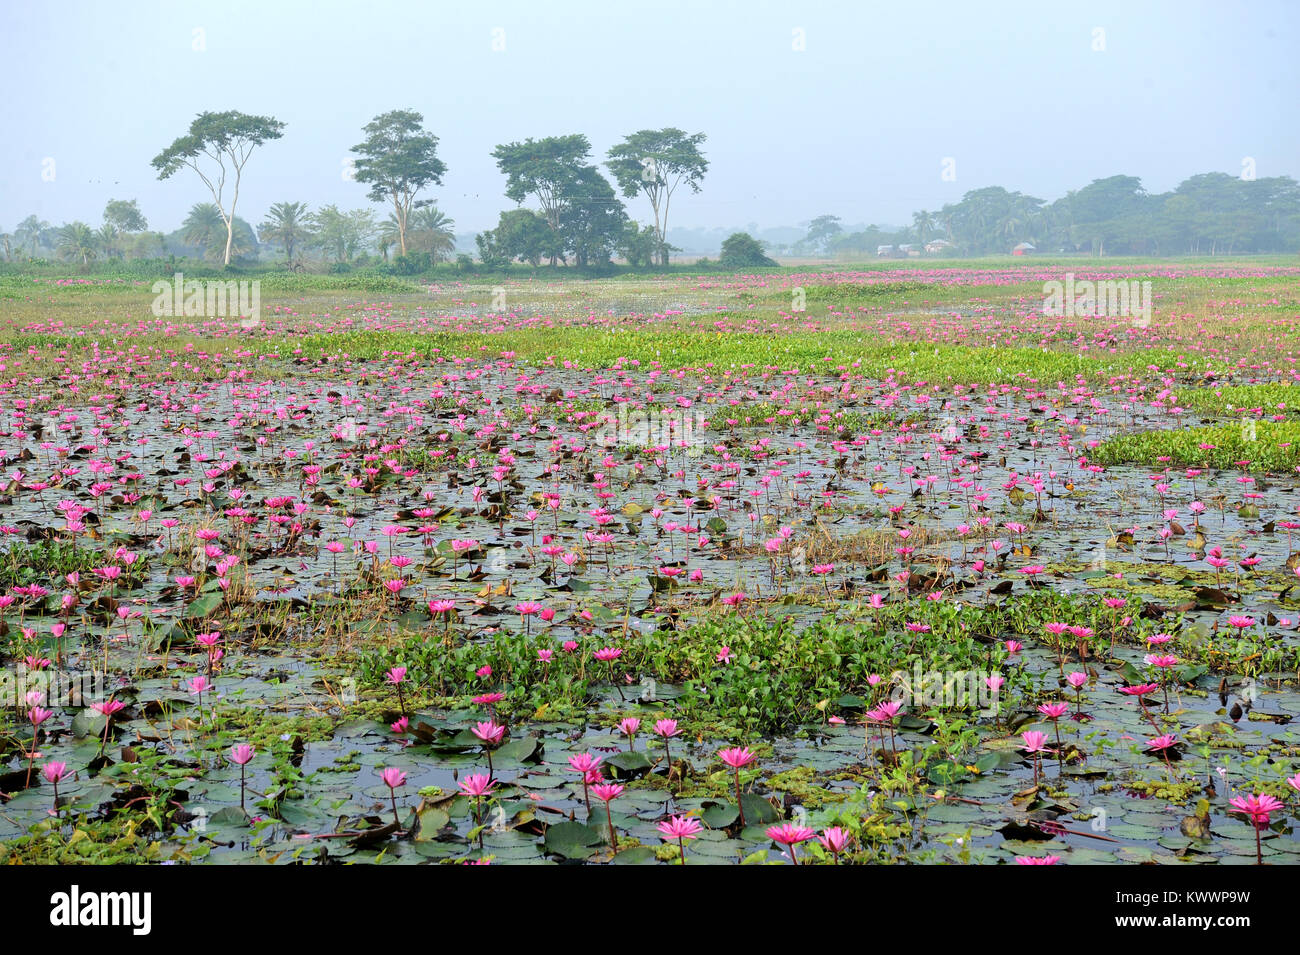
275,801,334,829
925,803,983,824
1057,847,1118,864
609,846,659,865
480,842,544,862
513,773,568,790
605,751,653,778
701,800,739,828
188,783,243,803
785,748,844,771
71,709,107,739
543,821,603,860
494,737,542,764
1105,822,1162,841
618,791,672,812
207,806,252,828
689,837,746,861
1217,837,1279,858
974,750,1021,773
416,806,451,839
482,828,539,849
411,840,462,860
334,720,386,739
740,793,780,825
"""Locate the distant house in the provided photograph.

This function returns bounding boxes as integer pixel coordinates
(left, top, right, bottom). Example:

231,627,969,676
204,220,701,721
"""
1012,242,1036,256
876,244,895,256
898,243,920,257
924,239,952,253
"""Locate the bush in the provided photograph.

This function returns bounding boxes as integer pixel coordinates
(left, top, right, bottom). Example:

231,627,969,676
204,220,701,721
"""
389,251,433,275
719,232,777,268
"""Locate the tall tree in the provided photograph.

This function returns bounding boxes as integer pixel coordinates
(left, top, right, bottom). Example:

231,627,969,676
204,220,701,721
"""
259,201,312,267
1069,175,1146,256
606,129,707,266
101,200,147,259
558,166,627,268
151,110,285,266
803,214,843,254
103,199,148,234
492,135,592,264
350,110,446,257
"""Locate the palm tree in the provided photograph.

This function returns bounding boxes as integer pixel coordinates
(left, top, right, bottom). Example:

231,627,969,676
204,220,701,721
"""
998,212,1023,245
378,215,400,260
181,203,225,258
57,222,100,266
259,201,311,267
98,223,121,259
938,206,955,243
911,210,934,245
211,221,255,262
403,206,457,262
14,215,50,257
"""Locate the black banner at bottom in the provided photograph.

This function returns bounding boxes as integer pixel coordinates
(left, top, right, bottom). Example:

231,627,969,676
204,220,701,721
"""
2,861,1269,939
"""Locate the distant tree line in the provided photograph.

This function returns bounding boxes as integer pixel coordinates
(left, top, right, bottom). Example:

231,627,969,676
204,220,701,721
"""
1,107,1294,269
794,174,1300,257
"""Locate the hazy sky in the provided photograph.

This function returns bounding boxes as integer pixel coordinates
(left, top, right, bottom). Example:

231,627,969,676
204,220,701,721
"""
2,0,1296,235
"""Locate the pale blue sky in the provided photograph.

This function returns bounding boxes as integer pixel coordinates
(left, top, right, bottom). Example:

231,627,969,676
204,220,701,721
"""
1,0,1296,234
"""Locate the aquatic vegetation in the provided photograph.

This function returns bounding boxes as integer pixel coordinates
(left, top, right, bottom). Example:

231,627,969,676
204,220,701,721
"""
0,264,1297,865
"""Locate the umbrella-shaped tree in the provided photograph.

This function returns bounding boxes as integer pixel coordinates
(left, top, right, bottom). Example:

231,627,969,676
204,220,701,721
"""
152,110,285,267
